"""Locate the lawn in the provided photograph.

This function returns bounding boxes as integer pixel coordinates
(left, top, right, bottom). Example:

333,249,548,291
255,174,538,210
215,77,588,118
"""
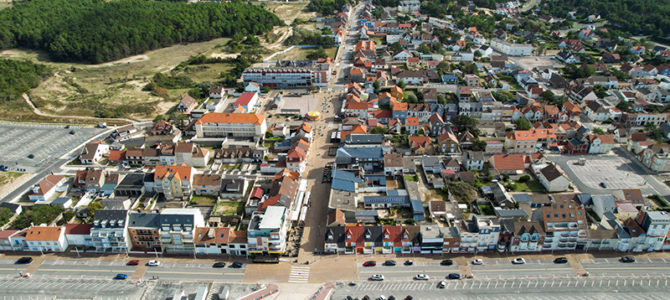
404,175,419,182
513,180,546,193
478,203,495,215
214,201,245,216
190,195,217,206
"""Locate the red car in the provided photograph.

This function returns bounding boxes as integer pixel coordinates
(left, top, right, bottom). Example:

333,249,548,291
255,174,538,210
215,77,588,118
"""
127,260,139,266
363,261,376,267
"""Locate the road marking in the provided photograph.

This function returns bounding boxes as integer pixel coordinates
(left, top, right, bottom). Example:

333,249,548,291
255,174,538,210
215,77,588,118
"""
145,270,244,276
586,266,670,271
288,265,310,283
472,268,573,273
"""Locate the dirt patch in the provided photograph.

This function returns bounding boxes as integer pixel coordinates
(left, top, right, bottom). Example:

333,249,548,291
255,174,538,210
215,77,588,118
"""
209,52,239,59
98,54,150,67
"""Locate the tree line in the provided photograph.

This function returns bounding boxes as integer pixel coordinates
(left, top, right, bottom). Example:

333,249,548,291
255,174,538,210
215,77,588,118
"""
307,0,350,16
542,0,670,40
0,0,282,63
0,59,50,102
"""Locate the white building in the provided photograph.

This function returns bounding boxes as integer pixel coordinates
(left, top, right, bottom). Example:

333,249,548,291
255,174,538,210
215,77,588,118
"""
490,39,534,56
536,164,570,192
159,208,206,255
28,175,65,202
195,113,267,140
247,206,288,256
25,226,68,252
90,209,130,253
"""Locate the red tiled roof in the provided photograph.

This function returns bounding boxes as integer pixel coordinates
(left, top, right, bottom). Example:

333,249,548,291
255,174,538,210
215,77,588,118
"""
64,224,92,235
491,154,528,171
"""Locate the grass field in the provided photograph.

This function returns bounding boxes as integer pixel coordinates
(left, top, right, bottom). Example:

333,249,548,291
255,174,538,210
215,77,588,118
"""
0,2,300,121
0,172,22,186
215,201,245,216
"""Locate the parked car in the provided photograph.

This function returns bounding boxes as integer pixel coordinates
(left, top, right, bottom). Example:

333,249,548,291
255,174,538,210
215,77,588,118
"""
348,281,357,286
471,259,483,265
447,273,461,280
15,257,32,264
440,259,453,266
553,257,568,264
403,260,414,266
414,274,429,280
620,256,635,263
230,262,244,268
147,260,160,266
383,260,396,266
600,182,608,188
27,154,34,159
212,262,226,268
127,260,139,266
369,274,384,281
437,280,447,288
363,261,376,267
114,273,128,280
512,258,526,264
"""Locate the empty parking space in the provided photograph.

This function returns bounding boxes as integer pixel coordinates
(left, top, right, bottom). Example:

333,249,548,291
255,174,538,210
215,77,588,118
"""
564,158,645,190
143,262,246,282
0,259,30,278
0,278,144,299
334,277,670,300
0,123,104,170
580,257,670,277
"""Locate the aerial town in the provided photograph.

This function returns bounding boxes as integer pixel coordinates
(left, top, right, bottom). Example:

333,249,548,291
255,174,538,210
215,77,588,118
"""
1,0,670,299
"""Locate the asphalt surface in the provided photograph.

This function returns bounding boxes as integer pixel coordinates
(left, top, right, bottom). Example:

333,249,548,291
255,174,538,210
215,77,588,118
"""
142,261,246,282
0,258,29,279
580,257,670,277
0,278,145,300
35,259,139,280
470,258,574,280
332,277,670,300
0,126,114,203
546,149,670,198
357,261,459,281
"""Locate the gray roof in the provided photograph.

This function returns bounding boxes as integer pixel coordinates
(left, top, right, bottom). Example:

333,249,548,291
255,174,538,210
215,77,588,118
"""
117,173,144,188
331,169,365,192
410,200,425,221
364,196,409,205
52,197,71,205
646,211,670,222
93,209,128,228
512,193,532,203
466,151,485,161
128,212,160,228
336,147,385,161
344,134,385,145
494,207,528,219
540,164,563,182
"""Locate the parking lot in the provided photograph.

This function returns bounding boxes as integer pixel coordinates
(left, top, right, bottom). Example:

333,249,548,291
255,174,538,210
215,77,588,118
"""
356,260,459,281
333,276,670,300
143,261,246,282
0,123,104,171
580,257,670,277
0,278,145,299
565,157,645,190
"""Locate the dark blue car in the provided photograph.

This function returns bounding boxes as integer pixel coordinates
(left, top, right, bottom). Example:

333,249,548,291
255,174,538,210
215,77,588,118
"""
114,273,128,280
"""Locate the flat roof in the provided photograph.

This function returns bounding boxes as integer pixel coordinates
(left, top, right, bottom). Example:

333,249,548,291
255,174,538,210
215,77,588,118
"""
259,206,286,229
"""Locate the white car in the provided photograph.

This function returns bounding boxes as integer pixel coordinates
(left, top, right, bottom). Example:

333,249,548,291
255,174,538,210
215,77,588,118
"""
369,274,384,281
472,259,483,265
147,260,160,266
512,258,526,264
438,280,447,288
414,274,430,280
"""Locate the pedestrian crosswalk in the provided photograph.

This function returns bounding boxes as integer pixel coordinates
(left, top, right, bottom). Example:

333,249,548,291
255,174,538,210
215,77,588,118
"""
288,265,310,283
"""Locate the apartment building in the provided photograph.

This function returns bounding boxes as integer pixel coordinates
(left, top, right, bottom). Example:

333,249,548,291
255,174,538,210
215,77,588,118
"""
90,209,130,253
154,164,194,201
159,208,205,255
25,226,68,252
541,198,588,251
127,212,161,252
247,206,288,256
195,113,267,139
504,129,557,153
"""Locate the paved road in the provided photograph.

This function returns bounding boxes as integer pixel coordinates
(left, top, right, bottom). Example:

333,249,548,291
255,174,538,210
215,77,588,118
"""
0,259,29,279
34,259,139,280
143,262,246,282
0,278,145,300
357,261,459,281
333,277,670,300
471,259,574,280
580,257,670,277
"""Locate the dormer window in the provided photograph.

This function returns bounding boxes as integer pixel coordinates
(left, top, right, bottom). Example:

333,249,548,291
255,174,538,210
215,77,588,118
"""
384,234,389,239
